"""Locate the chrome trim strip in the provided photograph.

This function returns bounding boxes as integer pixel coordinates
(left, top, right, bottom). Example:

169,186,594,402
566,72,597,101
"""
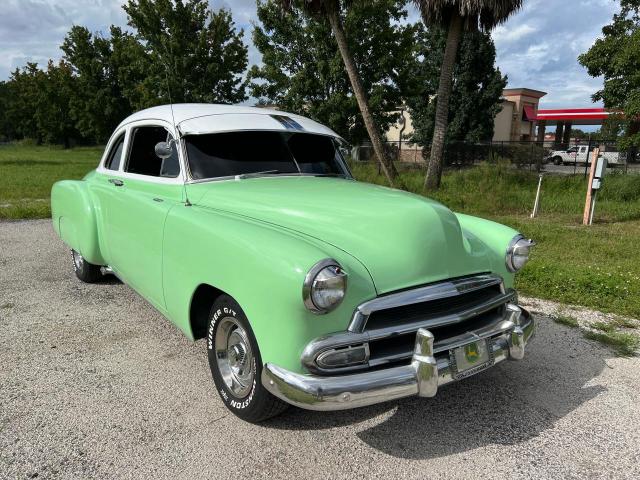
348,274,503,333
316,343,370,369
262,307,534,411
301,332,371,375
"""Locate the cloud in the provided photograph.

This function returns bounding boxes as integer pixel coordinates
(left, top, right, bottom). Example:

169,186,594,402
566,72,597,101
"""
0,0,622,114
493,23,536,44
491,0,618,109
0,0,127,78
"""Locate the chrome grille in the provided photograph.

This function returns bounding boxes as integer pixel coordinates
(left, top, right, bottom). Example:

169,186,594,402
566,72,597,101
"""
303,274,516,375
367,306,508,369
364,283,503,332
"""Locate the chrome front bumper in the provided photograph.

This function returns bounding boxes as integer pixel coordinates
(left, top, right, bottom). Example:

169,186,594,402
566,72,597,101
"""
262,305,535,411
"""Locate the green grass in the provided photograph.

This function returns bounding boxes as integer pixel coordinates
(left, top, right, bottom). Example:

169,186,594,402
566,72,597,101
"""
554,314,579,328
552,314,638,354
583,330,640,357
0,143,103,219
592,321,616,333
612,318,638,329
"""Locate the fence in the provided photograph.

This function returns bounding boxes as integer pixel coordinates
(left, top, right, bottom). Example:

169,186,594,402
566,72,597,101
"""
351,138,639,175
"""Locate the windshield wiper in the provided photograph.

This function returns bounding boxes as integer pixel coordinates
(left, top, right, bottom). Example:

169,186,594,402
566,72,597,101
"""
234,170,280,180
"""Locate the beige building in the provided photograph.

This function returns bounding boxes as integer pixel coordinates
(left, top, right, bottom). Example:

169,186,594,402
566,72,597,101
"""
492,88,547,142
386,87,548,145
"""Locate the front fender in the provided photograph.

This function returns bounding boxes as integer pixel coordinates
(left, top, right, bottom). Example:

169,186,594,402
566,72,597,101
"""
162,205,376,374
455,213,518,289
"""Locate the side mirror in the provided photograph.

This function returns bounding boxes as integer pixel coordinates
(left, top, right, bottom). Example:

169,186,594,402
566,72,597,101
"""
155,141,173,159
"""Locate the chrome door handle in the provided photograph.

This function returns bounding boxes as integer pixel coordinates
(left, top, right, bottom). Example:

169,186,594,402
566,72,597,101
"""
109,179,124,187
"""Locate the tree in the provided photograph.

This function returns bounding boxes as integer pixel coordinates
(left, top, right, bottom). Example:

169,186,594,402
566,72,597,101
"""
4,61,78,145
407,26,506,150
5,63,43,142
413,0,523,190
277,0,402,186
578,0,640,150
0,81,13,141
569,128,588,141
251,0,419,146
62,25,147,143
0,0,250,145
124,0,249,106
35,61,79,147
592,116,626,142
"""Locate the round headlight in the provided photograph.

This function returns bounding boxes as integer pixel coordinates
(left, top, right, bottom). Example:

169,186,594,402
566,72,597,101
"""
303,259,347,314
506,235,536,272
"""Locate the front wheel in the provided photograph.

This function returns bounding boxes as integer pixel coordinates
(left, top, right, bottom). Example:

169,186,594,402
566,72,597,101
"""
71,250,102,283
553,156,562,165
207,295,287,422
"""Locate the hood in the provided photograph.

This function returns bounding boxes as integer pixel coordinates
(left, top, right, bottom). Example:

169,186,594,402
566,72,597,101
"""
188,177,496,294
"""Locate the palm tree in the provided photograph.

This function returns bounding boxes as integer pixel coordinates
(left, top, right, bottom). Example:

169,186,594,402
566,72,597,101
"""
279,0,399,187
414,0,523,190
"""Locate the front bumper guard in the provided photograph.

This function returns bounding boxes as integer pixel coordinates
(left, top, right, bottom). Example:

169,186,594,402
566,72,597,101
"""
262,306,535,411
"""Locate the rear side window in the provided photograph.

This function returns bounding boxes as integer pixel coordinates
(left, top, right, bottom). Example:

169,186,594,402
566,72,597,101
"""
104,133,125,171
125,126,179,178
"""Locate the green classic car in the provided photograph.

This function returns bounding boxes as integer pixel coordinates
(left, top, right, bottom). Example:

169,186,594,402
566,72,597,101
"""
51,104,536,422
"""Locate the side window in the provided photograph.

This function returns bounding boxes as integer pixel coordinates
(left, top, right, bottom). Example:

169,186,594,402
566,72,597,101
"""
125,126,179,178
104,133,125,171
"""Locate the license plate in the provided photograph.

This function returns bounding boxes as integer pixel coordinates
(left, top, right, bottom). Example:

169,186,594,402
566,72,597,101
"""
450,339,493,379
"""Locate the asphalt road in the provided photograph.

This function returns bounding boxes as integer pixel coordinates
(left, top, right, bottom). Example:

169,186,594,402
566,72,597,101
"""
2,220,640,479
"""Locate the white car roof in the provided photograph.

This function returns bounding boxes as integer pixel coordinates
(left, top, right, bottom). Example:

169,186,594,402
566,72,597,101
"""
116,103,341,138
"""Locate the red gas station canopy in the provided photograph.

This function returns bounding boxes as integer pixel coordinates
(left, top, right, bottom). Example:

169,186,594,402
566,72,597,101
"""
523,106,619,126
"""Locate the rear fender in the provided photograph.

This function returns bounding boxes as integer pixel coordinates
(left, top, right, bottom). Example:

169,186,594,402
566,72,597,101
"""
51,180,104,266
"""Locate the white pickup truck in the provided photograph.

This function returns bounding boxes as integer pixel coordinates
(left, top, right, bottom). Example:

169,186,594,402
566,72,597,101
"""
547,145,626,165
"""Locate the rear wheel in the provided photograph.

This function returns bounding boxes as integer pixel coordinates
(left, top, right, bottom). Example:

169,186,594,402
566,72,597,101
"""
207,295,287,422
71,250,102,283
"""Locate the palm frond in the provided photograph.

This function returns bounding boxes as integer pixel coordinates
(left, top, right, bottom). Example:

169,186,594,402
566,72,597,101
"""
413,0,523,30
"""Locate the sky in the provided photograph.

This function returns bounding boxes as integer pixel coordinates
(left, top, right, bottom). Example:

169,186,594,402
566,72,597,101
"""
0,0,620,112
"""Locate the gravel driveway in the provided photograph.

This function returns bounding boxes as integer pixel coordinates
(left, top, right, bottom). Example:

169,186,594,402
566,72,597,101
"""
1,220,640,479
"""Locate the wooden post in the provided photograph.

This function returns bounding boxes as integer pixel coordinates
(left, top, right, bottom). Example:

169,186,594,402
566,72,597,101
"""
583,147,600,225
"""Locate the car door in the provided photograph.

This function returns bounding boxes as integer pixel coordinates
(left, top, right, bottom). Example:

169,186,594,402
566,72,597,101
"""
103,123,184,311
91,129,128,266
579,146,587,162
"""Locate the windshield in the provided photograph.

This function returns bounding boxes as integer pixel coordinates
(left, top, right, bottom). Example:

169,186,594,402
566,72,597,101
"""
185,131,349,180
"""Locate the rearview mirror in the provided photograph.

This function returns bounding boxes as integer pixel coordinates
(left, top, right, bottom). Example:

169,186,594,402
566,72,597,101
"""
155,141,173,159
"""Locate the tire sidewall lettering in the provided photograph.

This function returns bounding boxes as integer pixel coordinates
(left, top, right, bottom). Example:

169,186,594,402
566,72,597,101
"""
207,303,257,411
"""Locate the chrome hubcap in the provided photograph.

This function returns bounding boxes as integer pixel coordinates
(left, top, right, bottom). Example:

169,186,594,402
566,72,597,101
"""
72,250,83,269
215,317,254,398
